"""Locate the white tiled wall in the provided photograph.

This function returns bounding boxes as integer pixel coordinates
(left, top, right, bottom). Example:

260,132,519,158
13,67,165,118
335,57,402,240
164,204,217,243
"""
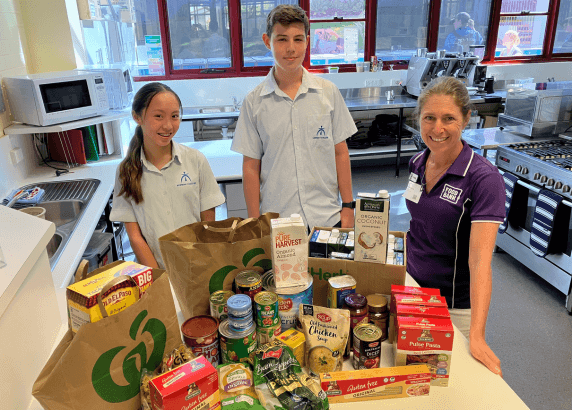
0,0,34,196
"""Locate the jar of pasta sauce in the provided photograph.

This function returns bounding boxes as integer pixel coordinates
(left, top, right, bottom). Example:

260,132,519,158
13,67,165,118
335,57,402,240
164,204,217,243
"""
367,294,389,341
344,293,368,358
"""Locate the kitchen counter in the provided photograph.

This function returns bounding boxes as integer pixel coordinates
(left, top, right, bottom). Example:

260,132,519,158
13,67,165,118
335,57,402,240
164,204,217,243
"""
25,270,530,410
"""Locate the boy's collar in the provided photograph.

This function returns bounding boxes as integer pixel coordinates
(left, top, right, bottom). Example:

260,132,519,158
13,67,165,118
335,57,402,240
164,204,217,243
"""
260,67,322,96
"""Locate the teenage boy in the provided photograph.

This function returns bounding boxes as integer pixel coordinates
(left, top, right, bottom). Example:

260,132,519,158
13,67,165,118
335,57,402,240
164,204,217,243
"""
231,5,357,229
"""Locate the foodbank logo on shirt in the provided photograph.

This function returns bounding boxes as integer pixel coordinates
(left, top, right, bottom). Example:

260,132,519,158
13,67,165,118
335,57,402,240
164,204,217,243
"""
208,248,272,294
91,310,167,403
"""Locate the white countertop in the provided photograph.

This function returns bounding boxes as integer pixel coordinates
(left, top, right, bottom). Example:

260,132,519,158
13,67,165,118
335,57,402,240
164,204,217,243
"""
0,206,55,317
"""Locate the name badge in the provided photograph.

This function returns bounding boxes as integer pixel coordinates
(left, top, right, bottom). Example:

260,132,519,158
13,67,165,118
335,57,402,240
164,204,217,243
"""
403,177,423,203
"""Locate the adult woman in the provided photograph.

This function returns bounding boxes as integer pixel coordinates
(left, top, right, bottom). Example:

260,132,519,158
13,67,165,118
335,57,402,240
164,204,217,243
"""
500,30,523,56
405,77,505,376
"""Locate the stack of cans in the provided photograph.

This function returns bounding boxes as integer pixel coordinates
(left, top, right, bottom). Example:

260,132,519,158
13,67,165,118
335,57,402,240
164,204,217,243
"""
226,294,254,332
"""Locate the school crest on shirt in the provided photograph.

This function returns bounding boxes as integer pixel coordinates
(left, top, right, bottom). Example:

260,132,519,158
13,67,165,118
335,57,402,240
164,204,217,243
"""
440,184,463,204
314,125,328,139
177,171,197,187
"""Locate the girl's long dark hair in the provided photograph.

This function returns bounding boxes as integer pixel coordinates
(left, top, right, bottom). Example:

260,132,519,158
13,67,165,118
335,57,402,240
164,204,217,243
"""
117,82,182,204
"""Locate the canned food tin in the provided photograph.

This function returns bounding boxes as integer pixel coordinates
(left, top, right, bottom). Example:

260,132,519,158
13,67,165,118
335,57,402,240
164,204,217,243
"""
228,314,254,332
235,270,263,300
227,294,253,318
254,291,280,328
327,275,357,308
181,315,220,367
352,323,382,370
261,270,313,332
219,320,257,364
256,323,282,346
210,290,234,322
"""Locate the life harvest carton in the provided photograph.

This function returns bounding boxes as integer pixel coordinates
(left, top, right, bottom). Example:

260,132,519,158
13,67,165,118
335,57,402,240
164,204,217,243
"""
308,229,406,308
150,356,221,410
320,364,431,403
66,261,154,333
394,316,454,387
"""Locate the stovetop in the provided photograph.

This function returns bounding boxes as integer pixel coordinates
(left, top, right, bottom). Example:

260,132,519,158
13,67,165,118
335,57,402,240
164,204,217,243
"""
496,140,572,199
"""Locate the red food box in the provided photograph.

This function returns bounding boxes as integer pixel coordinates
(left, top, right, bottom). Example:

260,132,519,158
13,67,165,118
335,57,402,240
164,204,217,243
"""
149,356,221,410
396,305,451,320
390,285,441,313
394,316,454,387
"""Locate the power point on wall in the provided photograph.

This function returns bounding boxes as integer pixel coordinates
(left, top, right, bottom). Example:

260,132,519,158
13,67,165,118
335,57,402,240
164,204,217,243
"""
391,79,403,86
10,148,23,165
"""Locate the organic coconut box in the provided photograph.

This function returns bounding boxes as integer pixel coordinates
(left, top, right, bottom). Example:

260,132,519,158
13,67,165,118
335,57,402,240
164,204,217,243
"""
354,192,390,264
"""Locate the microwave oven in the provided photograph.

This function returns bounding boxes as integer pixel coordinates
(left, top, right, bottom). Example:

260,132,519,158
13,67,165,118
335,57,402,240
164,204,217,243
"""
3,71,109,126
79,65,134,110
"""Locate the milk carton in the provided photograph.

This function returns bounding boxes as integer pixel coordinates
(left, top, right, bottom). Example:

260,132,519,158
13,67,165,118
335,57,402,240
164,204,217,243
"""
354,190,390,263
271,214,308,289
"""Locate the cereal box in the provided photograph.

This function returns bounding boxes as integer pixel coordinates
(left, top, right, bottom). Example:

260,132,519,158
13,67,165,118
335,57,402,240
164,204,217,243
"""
276,328,306,367
150,356,220,410
394,316,454,387
320,364,431,403
271,215,308,288
66,261,154,333
354,192,389,264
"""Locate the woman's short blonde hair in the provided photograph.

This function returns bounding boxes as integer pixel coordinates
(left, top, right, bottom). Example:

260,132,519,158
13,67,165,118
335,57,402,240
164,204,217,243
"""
414,76,472,122
503,30,521,46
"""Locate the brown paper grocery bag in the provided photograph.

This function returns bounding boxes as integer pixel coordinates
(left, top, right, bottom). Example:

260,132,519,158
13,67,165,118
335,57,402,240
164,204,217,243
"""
32,265,182,410
158,213,278,319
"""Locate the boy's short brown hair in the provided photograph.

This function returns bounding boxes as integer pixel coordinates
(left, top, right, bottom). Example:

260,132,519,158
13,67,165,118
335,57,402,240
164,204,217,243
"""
266,5,309,38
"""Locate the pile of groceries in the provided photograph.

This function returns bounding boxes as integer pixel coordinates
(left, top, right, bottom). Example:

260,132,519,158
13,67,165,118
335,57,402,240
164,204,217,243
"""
61,192,457,409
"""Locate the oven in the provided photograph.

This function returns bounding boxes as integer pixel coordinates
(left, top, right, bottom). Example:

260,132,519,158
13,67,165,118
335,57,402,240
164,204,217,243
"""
496,141,572,312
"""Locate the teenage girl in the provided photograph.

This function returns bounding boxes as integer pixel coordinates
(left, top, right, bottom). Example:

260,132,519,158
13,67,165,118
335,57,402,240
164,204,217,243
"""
110,82,225,268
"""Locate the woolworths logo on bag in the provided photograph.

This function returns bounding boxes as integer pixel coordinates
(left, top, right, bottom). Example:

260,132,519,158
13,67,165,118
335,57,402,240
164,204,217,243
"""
209,248,272,294
91,310,167,403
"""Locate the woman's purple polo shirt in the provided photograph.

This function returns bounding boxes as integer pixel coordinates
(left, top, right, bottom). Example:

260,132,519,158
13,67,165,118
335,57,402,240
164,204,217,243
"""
406,141,505,309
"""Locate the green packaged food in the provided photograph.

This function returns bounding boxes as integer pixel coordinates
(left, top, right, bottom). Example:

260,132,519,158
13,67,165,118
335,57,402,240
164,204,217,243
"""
217,362,265,410
253,341,329,410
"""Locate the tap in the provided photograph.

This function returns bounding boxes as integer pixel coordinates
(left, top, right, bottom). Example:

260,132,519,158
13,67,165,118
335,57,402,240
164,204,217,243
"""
232,96,243,111
6,191,27,208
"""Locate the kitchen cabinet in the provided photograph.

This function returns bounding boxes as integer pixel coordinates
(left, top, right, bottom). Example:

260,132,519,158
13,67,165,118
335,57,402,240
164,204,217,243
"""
0,207,60,410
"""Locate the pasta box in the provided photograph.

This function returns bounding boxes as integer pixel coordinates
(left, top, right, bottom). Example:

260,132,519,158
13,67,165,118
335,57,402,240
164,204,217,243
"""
390,285,441,313
320,364,431,403
394,316,454,387
395,304,451,320
150,356,221,410
308,230,406,308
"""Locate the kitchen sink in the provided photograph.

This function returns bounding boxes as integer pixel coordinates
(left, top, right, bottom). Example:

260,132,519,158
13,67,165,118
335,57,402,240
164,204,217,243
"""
8,179,100,270
199,106,237,128
46,233,63,260
42,200,86,228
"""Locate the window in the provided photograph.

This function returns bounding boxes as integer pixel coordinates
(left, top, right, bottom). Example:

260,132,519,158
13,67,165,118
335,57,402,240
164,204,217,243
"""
375,0,430,62
308,0,366,66
168,0,232,71
553,0,572,53
494,0,549,57
437,0,492,55
81,0,571,81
